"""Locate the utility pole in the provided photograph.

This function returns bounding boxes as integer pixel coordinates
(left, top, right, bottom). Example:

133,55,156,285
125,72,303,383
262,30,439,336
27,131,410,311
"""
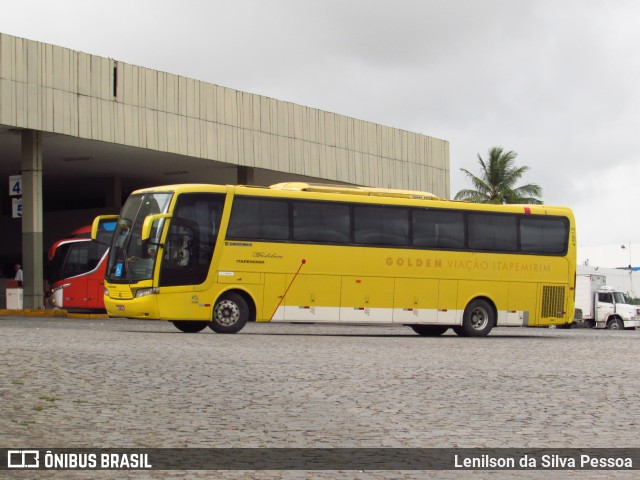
621,244,634,299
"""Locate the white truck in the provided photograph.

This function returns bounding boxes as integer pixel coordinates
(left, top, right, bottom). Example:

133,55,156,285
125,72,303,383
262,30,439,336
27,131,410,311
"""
574,274,640,330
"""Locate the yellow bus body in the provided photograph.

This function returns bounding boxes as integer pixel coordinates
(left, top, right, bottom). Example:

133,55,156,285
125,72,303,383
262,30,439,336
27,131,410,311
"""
102,184,576,333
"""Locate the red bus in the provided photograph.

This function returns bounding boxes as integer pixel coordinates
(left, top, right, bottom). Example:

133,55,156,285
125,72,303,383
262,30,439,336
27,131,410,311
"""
46,222,115,312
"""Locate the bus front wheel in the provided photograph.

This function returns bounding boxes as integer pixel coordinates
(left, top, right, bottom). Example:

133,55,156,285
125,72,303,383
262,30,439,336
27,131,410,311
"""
455,299,495,337
211,292,249,334
172,321,208,333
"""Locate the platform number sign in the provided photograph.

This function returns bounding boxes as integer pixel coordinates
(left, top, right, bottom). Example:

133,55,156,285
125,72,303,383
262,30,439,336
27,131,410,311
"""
9,175,22,218
10,175,22,196
12,198,23,218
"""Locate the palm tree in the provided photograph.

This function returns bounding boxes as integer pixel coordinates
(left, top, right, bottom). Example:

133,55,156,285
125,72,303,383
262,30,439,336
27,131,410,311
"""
454,147,543,204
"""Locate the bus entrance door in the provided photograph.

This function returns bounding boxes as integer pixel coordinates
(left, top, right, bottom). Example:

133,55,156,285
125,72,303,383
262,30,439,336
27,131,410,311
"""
86,277,105,310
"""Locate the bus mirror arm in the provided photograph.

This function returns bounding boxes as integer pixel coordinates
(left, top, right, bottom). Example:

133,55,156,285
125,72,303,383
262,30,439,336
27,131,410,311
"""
91,215,119,242
141,213,173,241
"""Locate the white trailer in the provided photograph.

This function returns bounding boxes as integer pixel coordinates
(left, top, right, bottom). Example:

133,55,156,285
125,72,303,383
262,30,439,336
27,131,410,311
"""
574,274,640,330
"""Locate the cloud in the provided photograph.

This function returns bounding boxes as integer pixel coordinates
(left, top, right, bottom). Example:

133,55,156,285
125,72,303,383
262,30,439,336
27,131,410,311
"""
2,0,639,250
571,161,640,246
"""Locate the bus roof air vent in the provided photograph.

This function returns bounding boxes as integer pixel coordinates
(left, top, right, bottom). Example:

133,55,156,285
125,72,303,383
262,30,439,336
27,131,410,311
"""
269,182,440,200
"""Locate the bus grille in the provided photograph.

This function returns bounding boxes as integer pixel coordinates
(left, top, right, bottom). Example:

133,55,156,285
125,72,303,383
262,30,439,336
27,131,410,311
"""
541,285,565,318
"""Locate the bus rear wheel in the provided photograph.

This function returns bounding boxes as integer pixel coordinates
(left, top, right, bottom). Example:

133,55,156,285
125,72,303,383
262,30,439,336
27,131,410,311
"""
172,321,208,333
410,325,449,336
210,292,249,334
455,299,495,337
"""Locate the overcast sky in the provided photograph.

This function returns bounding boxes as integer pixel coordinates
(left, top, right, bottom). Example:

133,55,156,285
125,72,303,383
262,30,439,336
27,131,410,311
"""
2,0,639,261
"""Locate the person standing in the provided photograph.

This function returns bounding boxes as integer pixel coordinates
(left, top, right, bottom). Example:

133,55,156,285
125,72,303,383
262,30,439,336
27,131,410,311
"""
14,263,23,287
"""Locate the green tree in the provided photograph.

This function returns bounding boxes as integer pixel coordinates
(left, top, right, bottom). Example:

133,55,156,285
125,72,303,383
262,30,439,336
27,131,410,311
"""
454,147,543,204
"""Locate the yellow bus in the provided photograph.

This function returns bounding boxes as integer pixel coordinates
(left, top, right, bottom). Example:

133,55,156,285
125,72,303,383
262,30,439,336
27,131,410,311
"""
92,182,576,337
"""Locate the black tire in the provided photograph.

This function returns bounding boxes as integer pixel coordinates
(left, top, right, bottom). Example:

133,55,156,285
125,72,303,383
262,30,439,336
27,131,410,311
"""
455,299,495,337
607,318,624,330
452,326,468,337
172,321,208,333
410,325,449,336
210,292,249,334
556,323,572,329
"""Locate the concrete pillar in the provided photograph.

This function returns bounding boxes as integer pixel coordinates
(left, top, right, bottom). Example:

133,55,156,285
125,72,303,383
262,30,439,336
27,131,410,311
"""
237,166,255,185
105,176,123,210
21,130,44,309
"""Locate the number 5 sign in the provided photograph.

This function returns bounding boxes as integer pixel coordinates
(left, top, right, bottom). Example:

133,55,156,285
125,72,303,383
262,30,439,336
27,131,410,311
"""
9,175,22,196
12,197,23,218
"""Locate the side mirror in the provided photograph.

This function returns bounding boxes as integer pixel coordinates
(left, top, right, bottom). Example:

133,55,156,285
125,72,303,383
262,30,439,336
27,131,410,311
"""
141,213,172,241
91,215,119,241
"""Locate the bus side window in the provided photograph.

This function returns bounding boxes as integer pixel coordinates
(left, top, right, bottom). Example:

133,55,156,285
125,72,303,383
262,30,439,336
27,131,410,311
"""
62,243,91,277
468,213,518,252
227,197,289,241
292,201,350,243
413,209,464,249
353,205,409,246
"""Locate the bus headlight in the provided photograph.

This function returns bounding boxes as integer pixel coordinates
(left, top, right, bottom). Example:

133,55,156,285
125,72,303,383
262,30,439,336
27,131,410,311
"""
51,283,71,294
104,287,110,298
134,288,159,298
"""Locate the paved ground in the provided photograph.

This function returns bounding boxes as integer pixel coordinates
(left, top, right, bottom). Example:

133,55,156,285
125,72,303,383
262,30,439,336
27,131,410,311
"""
1,315,639,479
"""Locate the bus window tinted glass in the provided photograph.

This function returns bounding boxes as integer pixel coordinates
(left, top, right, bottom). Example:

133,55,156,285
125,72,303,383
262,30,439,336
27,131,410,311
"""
160,193,225,286
413,210,464,249
293,201,350,243
520,217,567,254
468,213,517,251
61,243,91,278
50,241,108,284
227,197,289,241
354,205,409,246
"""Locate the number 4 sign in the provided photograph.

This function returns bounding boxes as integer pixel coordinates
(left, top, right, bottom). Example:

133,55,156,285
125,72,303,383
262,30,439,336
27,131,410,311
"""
10,175,22,196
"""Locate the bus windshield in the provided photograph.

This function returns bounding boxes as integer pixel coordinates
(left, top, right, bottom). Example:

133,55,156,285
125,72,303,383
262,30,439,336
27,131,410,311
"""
106,192,172,283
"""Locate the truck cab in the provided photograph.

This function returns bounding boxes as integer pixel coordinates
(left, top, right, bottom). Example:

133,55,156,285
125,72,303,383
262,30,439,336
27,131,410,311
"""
594,286,640,330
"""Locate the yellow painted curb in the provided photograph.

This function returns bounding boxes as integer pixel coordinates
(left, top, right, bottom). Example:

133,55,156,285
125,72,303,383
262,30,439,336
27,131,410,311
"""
0,309,108,319
67,313,109,319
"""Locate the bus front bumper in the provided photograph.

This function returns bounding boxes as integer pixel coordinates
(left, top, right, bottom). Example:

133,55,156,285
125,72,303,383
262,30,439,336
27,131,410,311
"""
104,294,160,319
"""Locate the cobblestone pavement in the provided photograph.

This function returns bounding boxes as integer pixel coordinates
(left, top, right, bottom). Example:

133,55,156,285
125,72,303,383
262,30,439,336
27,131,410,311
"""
2,316,640,479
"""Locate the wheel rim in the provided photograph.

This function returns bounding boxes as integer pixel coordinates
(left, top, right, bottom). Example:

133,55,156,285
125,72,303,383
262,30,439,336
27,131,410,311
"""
470,306,489,330
610,321,621,330
215,300,240,326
